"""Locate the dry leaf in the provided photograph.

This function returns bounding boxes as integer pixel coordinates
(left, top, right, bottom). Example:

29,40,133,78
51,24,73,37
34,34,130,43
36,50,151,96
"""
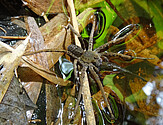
0,36,30,102
22,16,72,123
22,57,70,86
17,67,43,82
40,13,71,68
129,78,159,116
40,13,68,41
22,0,64,16
92,86,112,110
0,75,37,124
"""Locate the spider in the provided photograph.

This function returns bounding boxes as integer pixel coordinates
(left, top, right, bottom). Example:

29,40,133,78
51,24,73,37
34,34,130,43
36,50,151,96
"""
63,20,152,119
24,18,151,120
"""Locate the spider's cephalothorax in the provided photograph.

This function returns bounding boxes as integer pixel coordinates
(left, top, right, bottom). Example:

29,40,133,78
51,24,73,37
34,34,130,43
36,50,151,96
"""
80,51,102,66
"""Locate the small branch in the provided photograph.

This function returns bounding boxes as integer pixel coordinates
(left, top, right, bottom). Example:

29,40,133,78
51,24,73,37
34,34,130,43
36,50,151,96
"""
67,0,81,47
0,36,27,40
105,0,129,24
0,27,7,34
23,49,66,56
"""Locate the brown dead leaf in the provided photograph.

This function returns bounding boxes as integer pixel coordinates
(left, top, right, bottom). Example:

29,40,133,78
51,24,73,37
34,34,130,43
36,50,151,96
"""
22,0,64,16
40,13,68,41
17,67,43,82
22,57,70,86
19,16,71,86
0,75,37,124
0,36,30,103
92,86,113,110
129,78,159,116
124,27,162,68
23,15,72,123
40,13,71,68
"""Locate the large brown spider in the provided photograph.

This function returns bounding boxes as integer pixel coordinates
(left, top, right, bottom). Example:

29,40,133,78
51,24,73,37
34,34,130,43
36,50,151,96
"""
63,21,150,120
24,19,151,120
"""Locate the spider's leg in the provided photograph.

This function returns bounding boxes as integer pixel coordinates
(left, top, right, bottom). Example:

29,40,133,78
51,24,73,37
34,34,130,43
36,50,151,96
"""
100,62,147,82
23,49,66,56
90,63,99,73
65,24,86,50
95,24,138,53
67,51,81,60
89,66,115,119
101,51,154,60
112,24,139,41
24,48,81,62
72,66,87,120
74,59,79,85
88,16,96,51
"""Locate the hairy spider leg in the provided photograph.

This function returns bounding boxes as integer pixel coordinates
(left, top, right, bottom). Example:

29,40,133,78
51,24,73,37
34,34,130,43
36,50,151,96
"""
73,59,80,85
100,62,147,82
23,49,66,56
101,51,153,60
112,24,139,41
72,66,87,121
88,16,96,51
89,66,115,119
86,17,115,119
94,24,138,53
66,24,86,50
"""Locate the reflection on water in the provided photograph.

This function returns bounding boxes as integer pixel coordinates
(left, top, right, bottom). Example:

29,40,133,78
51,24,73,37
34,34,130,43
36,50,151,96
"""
142,81,155,96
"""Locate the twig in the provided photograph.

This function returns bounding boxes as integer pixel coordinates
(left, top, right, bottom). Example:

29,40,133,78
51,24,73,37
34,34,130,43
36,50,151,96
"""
0,27,7,34
0,36,27,40
105,0,129,24
67,0,81,47
67,0,96,124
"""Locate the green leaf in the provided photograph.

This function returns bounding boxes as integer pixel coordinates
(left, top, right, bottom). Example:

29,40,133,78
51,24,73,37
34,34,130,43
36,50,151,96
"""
103,74,124,101
64,69,73,81
75,0,124,48
125,89,147,103
132,0,163,39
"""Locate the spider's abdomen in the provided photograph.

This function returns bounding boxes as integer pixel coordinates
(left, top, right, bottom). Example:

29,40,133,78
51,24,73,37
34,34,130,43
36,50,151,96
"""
68,44,84,57
81,51,102,66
